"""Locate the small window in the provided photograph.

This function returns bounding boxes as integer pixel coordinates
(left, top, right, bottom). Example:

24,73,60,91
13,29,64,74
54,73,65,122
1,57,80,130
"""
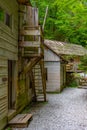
5,13,11,27
0,7,4,22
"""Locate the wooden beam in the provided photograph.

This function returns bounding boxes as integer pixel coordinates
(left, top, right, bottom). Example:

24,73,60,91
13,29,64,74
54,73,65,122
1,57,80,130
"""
40,60,46,101
20,56,42,75
19,41,40,47
23,54,43,57
23,26,39,30
20,29,41,36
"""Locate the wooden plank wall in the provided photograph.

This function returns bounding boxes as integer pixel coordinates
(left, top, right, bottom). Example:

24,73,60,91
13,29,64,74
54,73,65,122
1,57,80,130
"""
0,57,8,129
16,75,32,113
45,62,61,92
17,58,33,113
44,47,60,62
0,0,18,129
0,0,18,60
60,63,66,90
26,6,38,27
44,47,61,92
19,5,38,28
17,4,36,113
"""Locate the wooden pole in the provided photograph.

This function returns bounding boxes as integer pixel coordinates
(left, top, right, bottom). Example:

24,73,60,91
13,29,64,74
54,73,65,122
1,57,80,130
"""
42,6,48,31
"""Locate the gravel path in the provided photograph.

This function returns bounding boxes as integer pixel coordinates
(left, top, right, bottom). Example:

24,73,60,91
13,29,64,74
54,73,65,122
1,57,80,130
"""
13,88,87,130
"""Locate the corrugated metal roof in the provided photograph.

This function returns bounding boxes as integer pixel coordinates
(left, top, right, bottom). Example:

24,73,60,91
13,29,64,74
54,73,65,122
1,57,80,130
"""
44,39,87,56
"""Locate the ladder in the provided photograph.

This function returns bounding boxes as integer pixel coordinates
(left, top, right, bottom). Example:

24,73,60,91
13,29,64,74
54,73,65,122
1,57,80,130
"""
33,60,46,102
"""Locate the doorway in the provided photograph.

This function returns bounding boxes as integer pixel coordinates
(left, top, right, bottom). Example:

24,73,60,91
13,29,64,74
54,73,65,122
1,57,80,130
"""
8,60,16,109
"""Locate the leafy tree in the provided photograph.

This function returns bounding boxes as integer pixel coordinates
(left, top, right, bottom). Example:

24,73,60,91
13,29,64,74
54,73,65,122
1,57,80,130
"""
79,55,87,73
30,0,87,46
0,8,4,21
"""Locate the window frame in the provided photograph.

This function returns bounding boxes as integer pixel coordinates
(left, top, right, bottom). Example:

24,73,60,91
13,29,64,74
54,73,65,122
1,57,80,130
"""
5,12,11,27
0,7,5,23
0,6,12,28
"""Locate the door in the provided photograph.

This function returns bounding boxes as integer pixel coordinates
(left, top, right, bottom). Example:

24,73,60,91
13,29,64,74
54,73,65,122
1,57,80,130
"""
8,60,16,109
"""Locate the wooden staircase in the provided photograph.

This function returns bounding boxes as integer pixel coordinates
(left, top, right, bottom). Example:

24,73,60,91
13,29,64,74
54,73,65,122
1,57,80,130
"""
19,25,42,57
19,5,46,102
33,61,46,101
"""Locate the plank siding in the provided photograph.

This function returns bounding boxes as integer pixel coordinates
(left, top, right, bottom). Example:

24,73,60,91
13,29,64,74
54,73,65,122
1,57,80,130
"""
45,61,61,92
0,0,18,60
17,60,33,113
0,57,8,129
16,78,32,113
44,47,60,62
0,0,18,129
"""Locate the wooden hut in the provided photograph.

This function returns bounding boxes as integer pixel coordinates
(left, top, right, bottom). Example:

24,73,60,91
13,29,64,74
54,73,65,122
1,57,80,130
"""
0,0,46,129
44,40,87,92
44,40,67,92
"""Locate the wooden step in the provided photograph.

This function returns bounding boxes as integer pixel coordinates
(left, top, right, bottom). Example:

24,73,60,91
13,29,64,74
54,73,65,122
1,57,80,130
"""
34,83,42,85
34,67,40,69
19,41,40,48
34,78,42,80
20,29,41,36
23,54,41,57
34,86,43,88
35,89,43,91
34,84,40,86
34,74,41,76
37,99,45,102
8,114,32,128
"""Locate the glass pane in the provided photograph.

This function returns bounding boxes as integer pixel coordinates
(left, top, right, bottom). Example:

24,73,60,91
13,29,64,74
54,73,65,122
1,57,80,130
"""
5,13,11,27
0,7,4,22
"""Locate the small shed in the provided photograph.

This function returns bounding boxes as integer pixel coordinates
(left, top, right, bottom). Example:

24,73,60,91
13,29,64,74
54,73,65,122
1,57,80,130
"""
44,40,67,92
44,39,87,92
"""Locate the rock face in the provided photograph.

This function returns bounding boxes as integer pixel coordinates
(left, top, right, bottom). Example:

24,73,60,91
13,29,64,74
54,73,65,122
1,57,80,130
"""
13,88,87,130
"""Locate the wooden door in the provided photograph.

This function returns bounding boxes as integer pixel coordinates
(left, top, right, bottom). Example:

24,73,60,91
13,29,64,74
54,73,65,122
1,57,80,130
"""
8,60,16,109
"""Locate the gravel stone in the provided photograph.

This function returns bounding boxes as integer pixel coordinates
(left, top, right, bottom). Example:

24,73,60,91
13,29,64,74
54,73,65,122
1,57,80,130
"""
13,88,87,130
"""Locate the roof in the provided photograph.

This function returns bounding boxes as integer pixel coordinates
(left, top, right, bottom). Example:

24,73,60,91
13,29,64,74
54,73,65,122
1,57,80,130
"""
44,39,87,56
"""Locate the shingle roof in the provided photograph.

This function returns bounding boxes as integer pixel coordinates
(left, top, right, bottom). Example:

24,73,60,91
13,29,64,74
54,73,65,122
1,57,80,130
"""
44,39,87,56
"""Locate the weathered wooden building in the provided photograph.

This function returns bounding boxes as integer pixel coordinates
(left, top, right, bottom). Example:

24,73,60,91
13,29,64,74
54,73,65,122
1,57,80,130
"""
0,0,46,129
44,40,66,92
44,40,87,92
0,0,18,129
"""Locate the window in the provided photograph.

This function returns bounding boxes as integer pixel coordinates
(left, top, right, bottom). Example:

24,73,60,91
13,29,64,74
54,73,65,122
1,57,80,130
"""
0,7,12,28
0,7,4,22
5,13,11,27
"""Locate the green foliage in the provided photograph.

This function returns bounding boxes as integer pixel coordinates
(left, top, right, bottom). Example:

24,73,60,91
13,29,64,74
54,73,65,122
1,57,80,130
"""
79,55,87,72
0,8,4,22
5,127,12,130
68,80,78,88
30,0,87,46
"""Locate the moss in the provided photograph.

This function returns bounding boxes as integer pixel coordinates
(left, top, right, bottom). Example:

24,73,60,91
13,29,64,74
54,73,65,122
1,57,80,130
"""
21,101,48,114
47,91,61,94
5,127,12,130
68,80,78,88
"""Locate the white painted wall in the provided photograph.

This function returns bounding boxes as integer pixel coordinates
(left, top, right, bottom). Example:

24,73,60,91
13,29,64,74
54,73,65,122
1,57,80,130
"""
45,61,61,92
44,47,60,62
44,46,66,92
